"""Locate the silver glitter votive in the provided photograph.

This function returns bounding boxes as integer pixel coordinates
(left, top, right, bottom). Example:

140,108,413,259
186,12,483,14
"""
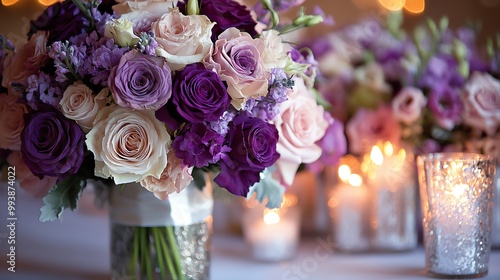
492,165,500,249
417,153,496,278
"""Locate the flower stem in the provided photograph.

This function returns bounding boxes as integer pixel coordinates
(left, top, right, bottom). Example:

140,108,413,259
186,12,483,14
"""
158,227,178,280
152,228,168,280
141,228,153,280
167,227,185,280
129,227,140,276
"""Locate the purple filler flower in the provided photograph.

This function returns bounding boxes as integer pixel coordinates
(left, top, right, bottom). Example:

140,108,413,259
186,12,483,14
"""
172,63,230,123
178,0,257,42
21,106,84,178
214,113,280,197
173,123,229,168
109,50,172,110
428,85,463,130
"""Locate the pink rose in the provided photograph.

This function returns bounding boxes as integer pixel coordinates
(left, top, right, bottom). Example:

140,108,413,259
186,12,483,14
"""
461,72,500,135
204,28,269,110
274,77,329,185
392,87,426,125
2,31,49,90
346,106,401,155
0,94,28,150
7,151,57,198
152,9,214,71
140,149,193,200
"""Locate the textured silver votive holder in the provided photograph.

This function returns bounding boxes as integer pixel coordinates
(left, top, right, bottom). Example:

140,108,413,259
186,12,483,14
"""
417,153,496,278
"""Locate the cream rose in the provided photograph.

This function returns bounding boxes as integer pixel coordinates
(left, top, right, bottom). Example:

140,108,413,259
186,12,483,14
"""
113,0,176,33
153,9,214,71
259,30,291,70
140,149,193,200
105,18,140,47
461,72,500,136
85,106,171,184
392,87,426,125
204,28,269,109
274,77,328,185
59,83,108,132
0,94,28,150
8,151,57,198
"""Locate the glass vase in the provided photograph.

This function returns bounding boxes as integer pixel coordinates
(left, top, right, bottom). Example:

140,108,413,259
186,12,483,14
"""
109,179,213,280
492,165,500,249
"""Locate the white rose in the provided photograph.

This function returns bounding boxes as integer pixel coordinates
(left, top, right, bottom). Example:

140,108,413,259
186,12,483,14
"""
259,30,291,70
140,149,193,200
153,9,215,71
59,83,108,133
105,18,140,47
86,106,171,184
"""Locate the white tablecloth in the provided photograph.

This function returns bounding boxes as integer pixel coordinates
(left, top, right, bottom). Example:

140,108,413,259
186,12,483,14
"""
0,185,499,280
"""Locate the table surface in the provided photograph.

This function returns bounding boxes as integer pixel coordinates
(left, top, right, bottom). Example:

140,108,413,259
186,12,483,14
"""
0,185,499,280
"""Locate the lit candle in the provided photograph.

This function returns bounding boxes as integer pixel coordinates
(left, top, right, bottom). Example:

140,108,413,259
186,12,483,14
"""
328,164,370,251
363,142,417,251
417,153,496,277
242,193,300,261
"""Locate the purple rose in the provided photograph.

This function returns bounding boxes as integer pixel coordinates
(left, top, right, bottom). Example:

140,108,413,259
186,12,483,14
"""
214,113,280,197
178,0,257,42
29,1,86,43
428,85,462,130
109,51,172,110
172,63,230,123
21,107,84,178
173,123,229,168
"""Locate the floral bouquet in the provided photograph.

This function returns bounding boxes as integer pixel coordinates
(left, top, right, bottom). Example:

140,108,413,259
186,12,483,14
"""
0,0,336,278
309,12,500,160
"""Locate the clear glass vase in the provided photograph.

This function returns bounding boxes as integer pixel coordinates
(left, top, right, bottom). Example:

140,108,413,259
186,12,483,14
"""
109,181,213,280
110,221,211,280
492,165,500,249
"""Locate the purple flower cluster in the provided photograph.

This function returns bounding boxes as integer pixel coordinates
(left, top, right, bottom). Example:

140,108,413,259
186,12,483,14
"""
173,123,230,168
24,72,63,110
249,68,291,121
178,0,257,41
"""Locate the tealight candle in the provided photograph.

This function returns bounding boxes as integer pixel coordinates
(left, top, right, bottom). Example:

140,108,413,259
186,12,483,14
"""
242,193,300,261
328,163,370,252
417,153,496,278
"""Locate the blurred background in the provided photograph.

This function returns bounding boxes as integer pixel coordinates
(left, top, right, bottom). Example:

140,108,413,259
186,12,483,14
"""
1,0,500,46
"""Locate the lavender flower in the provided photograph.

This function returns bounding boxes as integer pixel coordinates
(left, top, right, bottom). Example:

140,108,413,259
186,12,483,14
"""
249,68,291,121
24,72,63,110
210,111,236,136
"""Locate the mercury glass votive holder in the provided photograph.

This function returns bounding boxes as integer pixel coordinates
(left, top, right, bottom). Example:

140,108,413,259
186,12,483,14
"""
417,153,496,279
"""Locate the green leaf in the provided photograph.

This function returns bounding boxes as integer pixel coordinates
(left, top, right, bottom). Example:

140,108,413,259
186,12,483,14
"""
39,175,86,222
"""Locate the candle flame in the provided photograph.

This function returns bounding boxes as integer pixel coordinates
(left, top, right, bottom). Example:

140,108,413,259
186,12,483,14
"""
370,146,384,165
378,0,405,11
404,0,425,14
263,210,280,225
338,164,351,182
1,0,19,6
348,174,363,187
450,184,468,199
383,141,394,156
281,192,298,208
38,0,59,6
397,148,406,161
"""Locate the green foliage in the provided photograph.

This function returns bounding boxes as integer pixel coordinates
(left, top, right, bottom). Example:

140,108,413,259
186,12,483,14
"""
39,175,86,222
